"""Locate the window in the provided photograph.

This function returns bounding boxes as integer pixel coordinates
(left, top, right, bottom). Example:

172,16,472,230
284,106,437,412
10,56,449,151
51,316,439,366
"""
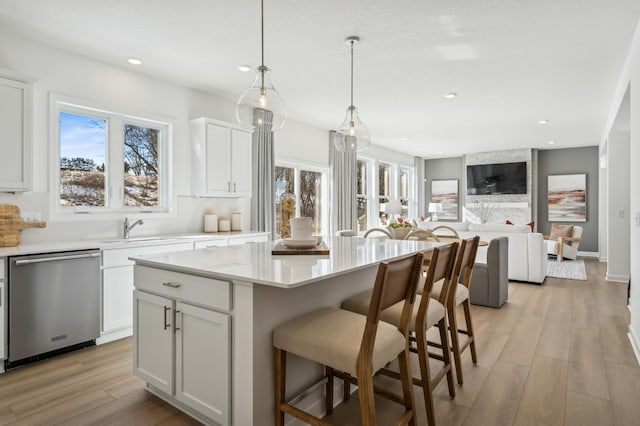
399,167,413,218
275,166,295,238
356,156,415,231
356,160,369,232
275,163,327,238
378,162,392,224
54,99,170,215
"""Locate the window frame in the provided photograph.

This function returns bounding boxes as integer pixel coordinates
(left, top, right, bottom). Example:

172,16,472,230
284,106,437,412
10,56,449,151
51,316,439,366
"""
356,155,415,232
49,94,173,220
274,158,328,237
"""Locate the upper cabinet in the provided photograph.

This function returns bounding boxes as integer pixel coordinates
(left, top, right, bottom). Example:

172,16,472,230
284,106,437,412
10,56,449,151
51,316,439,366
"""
0,71,33,192
191,118,252,198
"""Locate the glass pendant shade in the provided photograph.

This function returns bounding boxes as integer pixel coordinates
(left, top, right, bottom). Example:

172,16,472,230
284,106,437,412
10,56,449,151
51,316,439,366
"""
236,65,286,131
336,105,370,152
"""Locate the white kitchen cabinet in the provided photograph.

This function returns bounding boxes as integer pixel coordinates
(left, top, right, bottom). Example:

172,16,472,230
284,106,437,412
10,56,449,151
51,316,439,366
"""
175,302,230,424
228,234,269,245
191,117,252,198
193,238,228,250
100,242,193,342
0,258,5,363
0,71,33,192
133,266,231,425
103,266,135,332
133,290,173,395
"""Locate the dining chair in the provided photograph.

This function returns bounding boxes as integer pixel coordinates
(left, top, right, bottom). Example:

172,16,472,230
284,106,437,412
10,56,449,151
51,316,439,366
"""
363,227,393,238
273,252,424,426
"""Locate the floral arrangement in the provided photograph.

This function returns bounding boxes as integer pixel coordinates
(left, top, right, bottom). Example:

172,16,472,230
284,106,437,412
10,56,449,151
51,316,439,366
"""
389,218,413,229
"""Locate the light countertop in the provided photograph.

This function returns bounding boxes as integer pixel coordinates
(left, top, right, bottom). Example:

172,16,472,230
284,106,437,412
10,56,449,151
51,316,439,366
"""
132,237,443,289
0,231,267,257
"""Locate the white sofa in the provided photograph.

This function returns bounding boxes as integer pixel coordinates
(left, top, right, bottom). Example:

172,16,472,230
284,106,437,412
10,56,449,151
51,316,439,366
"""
417,221,547,284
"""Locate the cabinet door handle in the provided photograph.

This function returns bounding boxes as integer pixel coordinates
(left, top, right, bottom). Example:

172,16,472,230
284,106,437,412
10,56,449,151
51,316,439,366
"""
164,306,171,330
162,282,181,288
233,182,237,192
174,310,181,332
228,182,231,192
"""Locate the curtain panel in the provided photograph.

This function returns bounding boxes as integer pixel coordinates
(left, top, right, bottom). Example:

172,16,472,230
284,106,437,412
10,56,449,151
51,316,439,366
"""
251,109,275,233
329,131,358,235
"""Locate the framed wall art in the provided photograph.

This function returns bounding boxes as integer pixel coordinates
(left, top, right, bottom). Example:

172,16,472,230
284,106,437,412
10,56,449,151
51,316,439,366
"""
547,174,587,222
431,179,459,221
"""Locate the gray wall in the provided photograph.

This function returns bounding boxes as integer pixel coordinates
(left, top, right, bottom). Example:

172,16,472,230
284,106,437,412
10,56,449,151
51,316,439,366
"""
425,157,464,221
537,147,599,252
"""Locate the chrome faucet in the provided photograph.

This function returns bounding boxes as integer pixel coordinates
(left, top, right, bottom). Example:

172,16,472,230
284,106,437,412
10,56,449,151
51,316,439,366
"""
123,217,144,239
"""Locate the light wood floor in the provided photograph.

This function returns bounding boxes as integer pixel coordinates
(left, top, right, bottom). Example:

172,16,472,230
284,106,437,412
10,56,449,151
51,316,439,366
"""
0,258,638,425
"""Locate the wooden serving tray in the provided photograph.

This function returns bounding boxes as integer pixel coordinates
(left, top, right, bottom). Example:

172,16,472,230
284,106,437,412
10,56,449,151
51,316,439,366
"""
272,241,330,255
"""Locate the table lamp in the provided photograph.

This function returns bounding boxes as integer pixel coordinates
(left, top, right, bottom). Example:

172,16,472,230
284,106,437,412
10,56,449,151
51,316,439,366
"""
428,202,443,222
384,200,403,223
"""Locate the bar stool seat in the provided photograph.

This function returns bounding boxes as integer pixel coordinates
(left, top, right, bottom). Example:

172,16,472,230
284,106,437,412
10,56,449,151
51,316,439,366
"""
273,307,405,376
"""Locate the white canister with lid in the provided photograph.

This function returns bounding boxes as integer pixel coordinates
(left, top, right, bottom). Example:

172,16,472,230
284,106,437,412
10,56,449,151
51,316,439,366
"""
231,212,242,231
204,214,218,232
218,218,231,232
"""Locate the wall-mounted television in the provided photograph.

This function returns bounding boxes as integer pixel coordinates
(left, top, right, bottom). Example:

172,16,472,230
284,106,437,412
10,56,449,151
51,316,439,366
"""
466,161,527,195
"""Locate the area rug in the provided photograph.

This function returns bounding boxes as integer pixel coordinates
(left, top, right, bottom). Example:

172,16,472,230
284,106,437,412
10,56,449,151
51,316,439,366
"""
546,258,587,280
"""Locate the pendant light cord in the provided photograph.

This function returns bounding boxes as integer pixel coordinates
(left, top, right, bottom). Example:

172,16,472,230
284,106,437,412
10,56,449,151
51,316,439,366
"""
350,39,354,118
260,0,265,89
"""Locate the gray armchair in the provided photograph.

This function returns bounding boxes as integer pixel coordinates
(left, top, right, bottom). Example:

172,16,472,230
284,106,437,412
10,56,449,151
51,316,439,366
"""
469,236,509,308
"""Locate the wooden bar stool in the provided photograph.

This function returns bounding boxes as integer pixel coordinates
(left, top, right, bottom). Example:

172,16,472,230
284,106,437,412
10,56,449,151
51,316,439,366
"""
430,236,480,385
342,243,459,426
273,252,424,426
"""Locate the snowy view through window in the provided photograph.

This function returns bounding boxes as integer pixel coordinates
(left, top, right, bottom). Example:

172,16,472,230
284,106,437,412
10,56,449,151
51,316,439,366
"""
59,112,160,208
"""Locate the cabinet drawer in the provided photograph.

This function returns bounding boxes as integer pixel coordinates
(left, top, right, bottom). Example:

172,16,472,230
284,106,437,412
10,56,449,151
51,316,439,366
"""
194,239,228,250
0,258,4,280
228,234,268,245
103,242,193,267
134,265,231,312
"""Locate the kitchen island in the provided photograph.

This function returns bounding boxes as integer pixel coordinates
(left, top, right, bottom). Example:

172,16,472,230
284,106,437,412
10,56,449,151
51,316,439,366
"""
131,236,441,426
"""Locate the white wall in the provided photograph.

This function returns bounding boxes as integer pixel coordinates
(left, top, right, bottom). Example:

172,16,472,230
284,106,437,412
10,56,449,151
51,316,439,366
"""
606,132,630,281
601,19,640,363
0,28,327,243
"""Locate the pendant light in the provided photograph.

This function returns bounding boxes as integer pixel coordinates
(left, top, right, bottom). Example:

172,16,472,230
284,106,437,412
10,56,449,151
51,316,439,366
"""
335,36,370,152
236,0,286,131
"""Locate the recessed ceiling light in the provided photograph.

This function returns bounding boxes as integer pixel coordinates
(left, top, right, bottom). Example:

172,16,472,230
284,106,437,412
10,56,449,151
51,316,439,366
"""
443,92,458,99
127,57,142,65
538,119,549,124
548,140,556,145
237,64,252,72
437,151,443,155
402,137,410,142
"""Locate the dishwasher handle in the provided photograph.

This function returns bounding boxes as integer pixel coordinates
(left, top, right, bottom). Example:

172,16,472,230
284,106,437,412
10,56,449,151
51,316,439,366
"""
14,252,101,266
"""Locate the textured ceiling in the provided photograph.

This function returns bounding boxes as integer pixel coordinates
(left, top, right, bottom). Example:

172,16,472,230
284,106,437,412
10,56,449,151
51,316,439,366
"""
1,0,639,158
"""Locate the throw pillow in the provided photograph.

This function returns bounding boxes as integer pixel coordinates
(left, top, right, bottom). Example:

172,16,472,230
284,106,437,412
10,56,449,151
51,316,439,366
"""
505,220,535,232
550,223,573,240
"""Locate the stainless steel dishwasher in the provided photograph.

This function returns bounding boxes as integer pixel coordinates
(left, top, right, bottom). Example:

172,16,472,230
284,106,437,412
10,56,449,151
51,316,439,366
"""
8,249,101,366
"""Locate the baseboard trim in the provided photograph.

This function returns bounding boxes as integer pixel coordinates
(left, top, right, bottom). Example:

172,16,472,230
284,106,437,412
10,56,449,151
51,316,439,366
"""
628,326,640,367
577,251,599,258
96,327,132,345
605,273,630,283
285,379,352,426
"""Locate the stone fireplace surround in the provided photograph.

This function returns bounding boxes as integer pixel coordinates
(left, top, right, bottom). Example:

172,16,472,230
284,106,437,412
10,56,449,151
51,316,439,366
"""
463,148,534,228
